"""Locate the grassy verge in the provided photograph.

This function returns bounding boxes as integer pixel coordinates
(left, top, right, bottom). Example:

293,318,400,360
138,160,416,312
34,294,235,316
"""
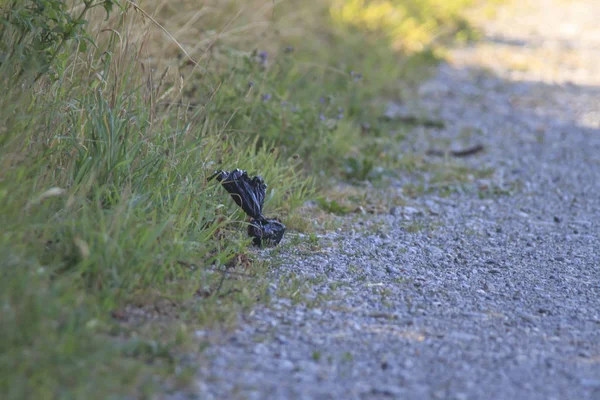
1,0,483,397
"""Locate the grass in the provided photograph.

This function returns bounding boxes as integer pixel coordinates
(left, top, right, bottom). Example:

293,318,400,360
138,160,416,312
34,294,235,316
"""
0,0,491,398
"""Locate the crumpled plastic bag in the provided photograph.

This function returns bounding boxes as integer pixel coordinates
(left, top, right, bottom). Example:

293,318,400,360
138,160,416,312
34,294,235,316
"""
209,169,286,247
247,217,286,247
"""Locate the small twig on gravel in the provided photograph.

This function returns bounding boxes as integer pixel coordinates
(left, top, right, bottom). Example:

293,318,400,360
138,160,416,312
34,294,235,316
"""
214,272,227,297
426,144,485,157
366,312,400,320
388,115,446,128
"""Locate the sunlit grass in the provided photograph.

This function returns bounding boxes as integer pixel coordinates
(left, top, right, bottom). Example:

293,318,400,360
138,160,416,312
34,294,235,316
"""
331,0,476,51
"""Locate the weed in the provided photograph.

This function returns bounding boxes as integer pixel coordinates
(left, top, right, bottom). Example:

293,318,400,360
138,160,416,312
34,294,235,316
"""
312,351,322,362
342,351,354,362
405,221,428,233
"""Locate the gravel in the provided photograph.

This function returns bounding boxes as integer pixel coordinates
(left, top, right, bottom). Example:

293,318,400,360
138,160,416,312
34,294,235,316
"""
190,2,600,399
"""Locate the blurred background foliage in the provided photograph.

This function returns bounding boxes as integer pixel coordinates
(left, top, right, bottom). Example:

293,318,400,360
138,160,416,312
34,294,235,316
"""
331,0,475,51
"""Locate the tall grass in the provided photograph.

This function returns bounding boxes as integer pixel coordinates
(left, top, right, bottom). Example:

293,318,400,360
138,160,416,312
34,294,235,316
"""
0,0,479,397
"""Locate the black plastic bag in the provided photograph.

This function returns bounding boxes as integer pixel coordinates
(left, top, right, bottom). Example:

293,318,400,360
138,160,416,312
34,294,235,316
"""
209,169,286,247
247,218,286,247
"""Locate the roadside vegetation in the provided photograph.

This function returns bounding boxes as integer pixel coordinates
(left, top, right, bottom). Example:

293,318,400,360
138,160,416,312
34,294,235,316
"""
0,0,482,397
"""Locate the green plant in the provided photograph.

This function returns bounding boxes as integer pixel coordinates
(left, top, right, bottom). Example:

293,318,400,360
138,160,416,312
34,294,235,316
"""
0,0,119,79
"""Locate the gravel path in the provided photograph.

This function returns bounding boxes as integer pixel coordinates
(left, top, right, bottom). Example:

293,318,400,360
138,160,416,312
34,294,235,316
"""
193,2,600,399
